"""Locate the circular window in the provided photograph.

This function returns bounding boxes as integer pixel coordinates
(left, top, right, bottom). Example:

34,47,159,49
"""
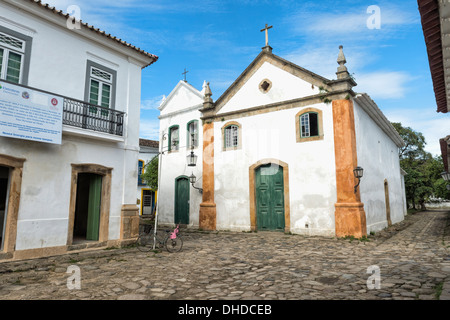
259,79,272,93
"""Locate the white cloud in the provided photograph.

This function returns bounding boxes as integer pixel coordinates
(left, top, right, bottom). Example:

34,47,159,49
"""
384,108,450,157
355,71,411,100
141,95,166,111
139,118,160,140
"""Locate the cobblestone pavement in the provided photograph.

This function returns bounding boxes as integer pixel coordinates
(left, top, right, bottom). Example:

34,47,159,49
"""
0,210,449,301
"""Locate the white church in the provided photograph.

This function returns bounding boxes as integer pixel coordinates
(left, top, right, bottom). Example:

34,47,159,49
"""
157,37,407,238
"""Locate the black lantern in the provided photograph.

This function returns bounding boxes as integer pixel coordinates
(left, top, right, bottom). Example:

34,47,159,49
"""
187,151,198,167
353,166,364,193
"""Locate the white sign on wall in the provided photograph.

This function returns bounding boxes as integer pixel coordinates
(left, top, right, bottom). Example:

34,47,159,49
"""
0,82,63,145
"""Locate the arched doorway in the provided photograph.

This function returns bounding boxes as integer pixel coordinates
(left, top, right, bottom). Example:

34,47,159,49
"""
249,159,290,232
175,176,190,225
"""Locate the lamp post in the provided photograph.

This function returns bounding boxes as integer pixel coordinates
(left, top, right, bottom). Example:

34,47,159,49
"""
441,171,450,182
353,166,364,193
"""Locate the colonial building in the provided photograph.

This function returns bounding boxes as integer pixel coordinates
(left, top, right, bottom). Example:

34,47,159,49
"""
418,0,450,180
0,0,157,260
157,43,407,238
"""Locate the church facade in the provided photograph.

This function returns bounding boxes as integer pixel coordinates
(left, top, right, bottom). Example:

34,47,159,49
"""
157,45,406,238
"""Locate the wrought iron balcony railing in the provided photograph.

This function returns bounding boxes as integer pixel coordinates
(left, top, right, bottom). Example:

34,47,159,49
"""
63,98,124,136
0,80,125,137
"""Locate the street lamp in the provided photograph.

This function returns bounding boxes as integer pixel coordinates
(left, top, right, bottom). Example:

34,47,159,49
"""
189,173,203,194
187,133,198,167
441,171,450,181
187,151,197,167
353,166,364,193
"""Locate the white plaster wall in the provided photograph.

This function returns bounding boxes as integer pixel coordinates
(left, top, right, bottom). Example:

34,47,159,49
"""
219,62,320,114
1,136,128,250
158,108,203,226
0,3,147,250
214,102,337,236
353,100,406,233
157,81,205,227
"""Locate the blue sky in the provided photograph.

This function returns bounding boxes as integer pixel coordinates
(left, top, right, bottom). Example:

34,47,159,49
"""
47,0,449,156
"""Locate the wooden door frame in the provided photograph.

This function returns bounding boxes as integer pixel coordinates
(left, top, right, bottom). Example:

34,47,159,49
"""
384,179,392,227
0,154,25,254
174,175,190,224
249,159,290,233
67,164,112,245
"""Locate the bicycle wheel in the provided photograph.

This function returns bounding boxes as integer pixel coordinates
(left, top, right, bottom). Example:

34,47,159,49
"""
136,233,154,252
165,235,183,253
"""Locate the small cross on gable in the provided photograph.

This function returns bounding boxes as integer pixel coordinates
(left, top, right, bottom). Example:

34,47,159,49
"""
260,24,273,47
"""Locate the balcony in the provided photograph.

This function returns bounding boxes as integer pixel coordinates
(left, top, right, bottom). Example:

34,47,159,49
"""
0,80,125,138
63,98,124,137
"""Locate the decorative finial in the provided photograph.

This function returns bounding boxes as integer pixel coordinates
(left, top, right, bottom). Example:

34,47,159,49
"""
204,82,213,103
336,45,349,80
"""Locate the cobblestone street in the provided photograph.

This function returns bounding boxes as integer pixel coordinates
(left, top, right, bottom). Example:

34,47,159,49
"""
0,210,449,302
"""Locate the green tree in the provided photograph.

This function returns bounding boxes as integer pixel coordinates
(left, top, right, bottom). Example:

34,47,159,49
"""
392,122,449,209
141,155,159,190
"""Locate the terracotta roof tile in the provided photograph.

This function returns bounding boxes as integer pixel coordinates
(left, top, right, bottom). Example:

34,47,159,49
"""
139,139,159,148
27,0,158,67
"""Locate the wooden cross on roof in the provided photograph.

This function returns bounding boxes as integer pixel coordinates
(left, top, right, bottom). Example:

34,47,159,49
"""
182,68,189,82
260,24,273,47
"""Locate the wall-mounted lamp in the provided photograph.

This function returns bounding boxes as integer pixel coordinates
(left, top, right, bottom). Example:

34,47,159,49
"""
441,171,450,182
189,173,203,194
353,166,364,193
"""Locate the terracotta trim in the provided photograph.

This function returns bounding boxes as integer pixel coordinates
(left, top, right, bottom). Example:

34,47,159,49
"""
0,154,26,254
295,107,324,143
67,164,113,245
249,159,290,233
332,99,367,237
199,122,216,230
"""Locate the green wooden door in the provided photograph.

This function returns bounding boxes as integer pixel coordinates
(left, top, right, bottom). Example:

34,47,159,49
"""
86,174,102,241
175,177,190,224
255,164,285,231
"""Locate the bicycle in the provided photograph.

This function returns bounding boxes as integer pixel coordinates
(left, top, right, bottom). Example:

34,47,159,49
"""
136,224,183,253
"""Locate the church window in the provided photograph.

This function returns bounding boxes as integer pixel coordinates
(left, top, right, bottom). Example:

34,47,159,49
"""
225,125,238,148
169,125,179,151
222,121,242,151
259,79,272,93
300,112,319,138
296,108,323,143
187,120,199,148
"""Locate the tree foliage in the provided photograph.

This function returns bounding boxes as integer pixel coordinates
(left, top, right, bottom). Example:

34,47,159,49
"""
392,122,449,209
141,155,159,190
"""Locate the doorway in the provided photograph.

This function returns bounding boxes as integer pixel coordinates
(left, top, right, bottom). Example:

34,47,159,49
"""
142,189,156,217
175,176,190,225
384,179,392,227
0,166,10,251
73,173,102,242
255,163,285,231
